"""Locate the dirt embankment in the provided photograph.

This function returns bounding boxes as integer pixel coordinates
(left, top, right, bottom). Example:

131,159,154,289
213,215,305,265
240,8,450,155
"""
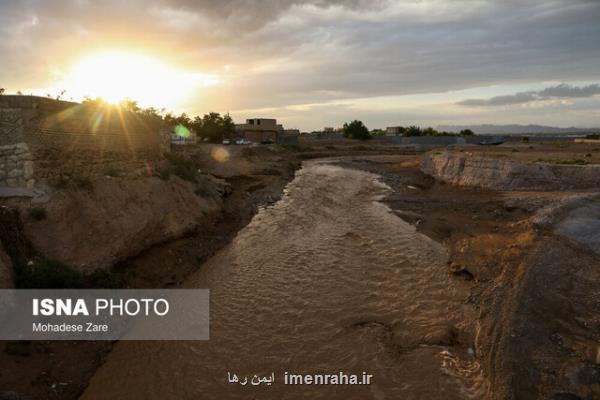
422,150,600,191
0,144,301,400
343,155,600,400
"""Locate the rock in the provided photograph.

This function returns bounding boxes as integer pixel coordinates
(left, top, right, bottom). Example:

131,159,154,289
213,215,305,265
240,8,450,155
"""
449,262,474,280
421,151,600,191
23,161,33,179
7,168,22,178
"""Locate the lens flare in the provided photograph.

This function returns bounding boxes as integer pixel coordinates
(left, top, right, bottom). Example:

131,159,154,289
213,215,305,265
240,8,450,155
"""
174,124,191,138
211,146,230,163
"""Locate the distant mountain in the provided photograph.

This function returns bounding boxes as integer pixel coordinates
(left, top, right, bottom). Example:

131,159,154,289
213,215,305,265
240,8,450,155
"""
436,124,600,135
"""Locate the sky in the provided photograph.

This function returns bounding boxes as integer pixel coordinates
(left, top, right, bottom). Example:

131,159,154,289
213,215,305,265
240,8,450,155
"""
1,0,599,131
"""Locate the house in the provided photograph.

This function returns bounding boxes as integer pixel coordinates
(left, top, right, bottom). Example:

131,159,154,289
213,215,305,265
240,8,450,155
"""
386,126,405,135
234,118,299,144
235,118,279,143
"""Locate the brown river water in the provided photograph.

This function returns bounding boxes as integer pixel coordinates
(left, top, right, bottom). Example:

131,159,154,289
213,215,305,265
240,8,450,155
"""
82,159,486,400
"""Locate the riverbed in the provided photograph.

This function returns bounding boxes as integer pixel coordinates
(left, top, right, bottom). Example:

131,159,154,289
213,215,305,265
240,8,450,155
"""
82,159,484,399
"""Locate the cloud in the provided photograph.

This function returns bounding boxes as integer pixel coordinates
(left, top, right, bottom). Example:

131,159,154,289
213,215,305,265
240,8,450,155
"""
1,0,600,128
458,84,600,107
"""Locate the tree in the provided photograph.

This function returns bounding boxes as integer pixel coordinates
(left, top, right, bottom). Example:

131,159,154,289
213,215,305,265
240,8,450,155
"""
342,120,371,140
0,88,5,95
404,126,422,137
196,112,235,143
460,129,474,136
119,99,141,113
423,127,438,136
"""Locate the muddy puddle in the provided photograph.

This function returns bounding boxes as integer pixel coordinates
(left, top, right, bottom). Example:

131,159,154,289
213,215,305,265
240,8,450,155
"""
82,160,485,399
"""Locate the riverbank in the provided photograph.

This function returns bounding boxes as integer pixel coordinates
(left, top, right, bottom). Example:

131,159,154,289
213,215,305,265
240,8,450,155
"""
0,145,301,400
339,155,600,399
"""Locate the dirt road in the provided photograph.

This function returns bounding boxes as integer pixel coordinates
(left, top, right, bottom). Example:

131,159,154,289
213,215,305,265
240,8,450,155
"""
82,159,483,399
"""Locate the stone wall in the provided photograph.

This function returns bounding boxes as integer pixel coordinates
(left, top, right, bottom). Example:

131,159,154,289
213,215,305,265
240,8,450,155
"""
0,143,34,188
0,95,166,187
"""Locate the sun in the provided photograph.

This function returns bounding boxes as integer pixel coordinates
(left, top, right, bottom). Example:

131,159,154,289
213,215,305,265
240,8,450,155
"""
51,50,219,108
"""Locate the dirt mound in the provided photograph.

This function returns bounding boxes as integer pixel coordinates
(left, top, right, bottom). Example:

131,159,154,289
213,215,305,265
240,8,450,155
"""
421,151,600,190
21,175,221,272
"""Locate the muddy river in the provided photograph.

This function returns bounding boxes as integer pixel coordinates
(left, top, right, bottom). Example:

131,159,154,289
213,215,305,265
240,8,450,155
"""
82,160,485,399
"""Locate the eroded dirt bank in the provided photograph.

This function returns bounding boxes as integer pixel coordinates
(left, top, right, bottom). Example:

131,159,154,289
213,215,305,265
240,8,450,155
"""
0,145,301,400
340,156,600,400
83,159,483,400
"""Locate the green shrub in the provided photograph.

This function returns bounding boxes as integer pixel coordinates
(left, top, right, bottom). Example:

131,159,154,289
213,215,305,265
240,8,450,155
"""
28,207,47,221
164,152,197,182
104,168,121,177
49,178,69,189
15,258,85,289
194,186,211,197
73,176,94,190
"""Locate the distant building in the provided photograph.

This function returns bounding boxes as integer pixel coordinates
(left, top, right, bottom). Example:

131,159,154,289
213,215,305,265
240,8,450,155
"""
386,126,405,135
235,118,299,144
235,118,279,142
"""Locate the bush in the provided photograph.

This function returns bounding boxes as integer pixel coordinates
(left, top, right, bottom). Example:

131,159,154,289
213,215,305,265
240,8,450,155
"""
342,120,371,140
15,258,85,288
195,186,211,197
28,207,47,221
73,176,94,190
164,152,197,182
104,168,121,177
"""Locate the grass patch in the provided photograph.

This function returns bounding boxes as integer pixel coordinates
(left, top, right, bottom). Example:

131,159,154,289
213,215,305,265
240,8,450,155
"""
194,185,211,197
104,168,121,177
164,152,197,182
49,178,69,190
73,176,94,190
28,207,47,221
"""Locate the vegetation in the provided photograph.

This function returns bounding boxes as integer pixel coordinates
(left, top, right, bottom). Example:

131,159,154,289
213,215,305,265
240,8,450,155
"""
82,97,236,143
104,168,121,177
194,186,211,197
389,125,474,137
343,120,371,140
192,112,235,143
163,152,198,182
49,175,94,191
28,207,47,221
